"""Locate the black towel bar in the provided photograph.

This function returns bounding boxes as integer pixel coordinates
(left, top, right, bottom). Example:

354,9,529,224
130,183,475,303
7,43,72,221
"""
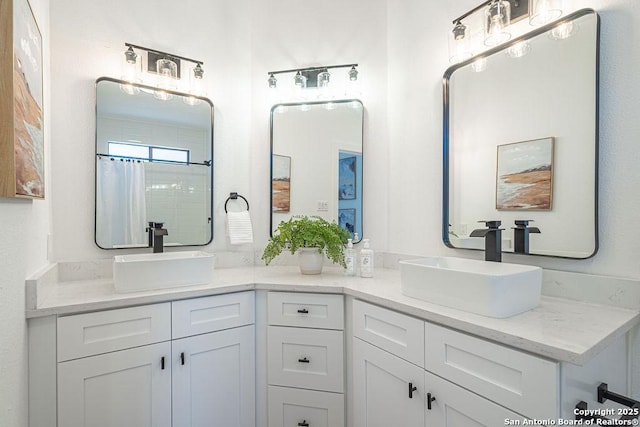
224,192,249,213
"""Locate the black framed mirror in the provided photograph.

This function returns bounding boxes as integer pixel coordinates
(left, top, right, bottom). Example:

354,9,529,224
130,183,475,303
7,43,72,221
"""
270,100,364,241
94,77,213,249
443,9,599,259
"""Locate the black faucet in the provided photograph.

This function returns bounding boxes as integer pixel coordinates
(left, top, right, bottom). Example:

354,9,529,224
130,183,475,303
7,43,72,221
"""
512,220,541,255
470,220,504,262
146,222,168,253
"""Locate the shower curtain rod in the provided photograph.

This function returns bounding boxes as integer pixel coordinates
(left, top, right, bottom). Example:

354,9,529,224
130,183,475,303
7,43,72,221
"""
96,153,211,167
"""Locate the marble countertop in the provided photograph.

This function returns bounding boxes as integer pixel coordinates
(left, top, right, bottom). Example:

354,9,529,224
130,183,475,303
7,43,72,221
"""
26,264,640,366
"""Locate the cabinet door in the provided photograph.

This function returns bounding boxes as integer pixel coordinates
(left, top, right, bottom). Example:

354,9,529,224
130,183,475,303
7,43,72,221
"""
58,341,171,427
425,371,526,426
352,337,424,427
172,325,255,427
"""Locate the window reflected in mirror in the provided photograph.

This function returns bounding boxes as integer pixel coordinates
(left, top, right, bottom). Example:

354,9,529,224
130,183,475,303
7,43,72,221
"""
95,78,213,249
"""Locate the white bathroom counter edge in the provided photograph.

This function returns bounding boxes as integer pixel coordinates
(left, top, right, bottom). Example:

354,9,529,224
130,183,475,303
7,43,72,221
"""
25,264,640,366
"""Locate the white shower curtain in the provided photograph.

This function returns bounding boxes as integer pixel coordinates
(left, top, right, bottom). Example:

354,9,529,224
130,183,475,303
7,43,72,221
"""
96,158,147,248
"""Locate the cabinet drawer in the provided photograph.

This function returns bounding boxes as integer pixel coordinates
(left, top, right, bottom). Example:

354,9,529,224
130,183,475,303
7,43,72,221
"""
352,300,424,367
268,292,344,330
268,385,344,427
172,291,255,339
57,303,171,362
268,326,344,393
425,323,559,420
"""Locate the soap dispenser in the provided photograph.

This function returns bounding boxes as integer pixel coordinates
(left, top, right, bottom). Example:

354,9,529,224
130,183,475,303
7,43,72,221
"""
359,239,374,278
344,239,357,276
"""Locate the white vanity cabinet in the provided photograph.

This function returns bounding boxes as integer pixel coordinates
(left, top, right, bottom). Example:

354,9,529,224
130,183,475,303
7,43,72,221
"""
351,299,629,426
50,291,255,427
266,292,345,427
352,300,425,427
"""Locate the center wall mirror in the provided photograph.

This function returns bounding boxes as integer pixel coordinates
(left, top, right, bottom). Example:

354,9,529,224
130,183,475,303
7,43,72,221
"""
270,100,364,241
444,9,599,259
95,77,213,249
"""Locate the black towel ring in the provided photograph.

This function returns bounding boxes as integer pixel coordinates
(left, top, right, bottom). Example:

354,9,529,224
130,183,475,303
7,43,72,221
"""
224,192,250,213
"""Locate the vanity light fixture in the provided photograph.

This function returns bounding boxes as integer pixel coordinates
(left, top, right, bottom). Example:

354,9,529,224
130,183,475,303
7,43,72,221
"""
120,43,205,103
267,64,358,89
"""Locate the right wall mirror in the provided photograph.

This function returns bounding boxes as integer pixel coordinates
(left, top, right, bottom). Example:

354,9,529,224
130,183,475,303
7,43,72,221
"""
444,9,599,259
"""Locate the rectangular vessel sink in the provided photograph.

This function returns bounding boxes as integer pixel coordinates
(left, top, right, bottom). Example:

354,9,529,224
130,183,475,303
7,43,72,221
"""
113,251,215,293
399,257,542,318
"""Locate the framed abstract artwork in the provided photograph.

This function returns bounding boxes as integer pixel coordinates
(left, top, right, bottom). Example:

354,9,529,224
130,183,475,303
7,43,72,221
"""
496,137,554,210
272,154,291,212
0,0,44,198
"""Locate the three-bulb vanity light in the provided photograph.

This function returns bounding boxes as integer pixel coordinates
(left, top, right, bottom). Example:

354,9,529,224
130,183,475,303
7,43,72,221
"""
120,43,206,105
449,0,572,68
267,64,360,101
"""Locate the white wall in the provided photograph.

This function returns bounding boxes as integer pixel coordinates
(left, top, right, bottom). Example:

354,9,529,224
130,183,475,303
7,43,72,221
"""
0,0,51,424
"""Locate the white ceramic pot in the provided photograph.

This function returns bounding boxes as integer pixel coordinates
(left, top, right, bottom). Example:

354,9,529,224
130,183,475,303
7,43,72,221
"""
298,247,324,275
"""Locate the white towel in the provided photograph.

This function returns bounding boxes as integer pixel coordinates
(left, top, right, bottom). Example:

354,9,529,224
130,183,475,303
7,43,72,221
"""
227,210,254,245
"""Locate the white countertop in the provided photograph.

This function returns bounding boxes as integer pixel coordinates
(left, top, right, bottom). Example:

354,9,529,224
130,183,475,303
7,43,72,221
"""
26,264,640,366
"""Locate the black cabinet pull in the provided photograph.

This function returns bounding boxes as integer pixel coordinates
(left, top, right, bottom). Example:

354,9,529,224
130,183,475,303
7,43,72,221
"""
180,352,185,365
297,308,309,314
298,357,310,363
408,382,417,398
427,393,436,410
298,421,309,427
161,356,166,370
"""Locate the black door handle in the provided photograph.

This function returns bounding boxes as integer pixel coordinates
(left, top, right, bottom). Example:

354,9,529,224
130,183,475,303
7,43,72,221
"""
427,393,436,410
297,308,309,314
161,356,166,370
409,382,417,398
180,352,185,365
298,421,309,427
298,357,310,363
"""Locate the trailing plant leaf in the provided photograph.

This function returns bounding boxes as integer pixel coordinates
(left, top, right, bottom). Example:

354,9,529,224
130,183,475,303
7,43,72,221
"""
262,215,350,268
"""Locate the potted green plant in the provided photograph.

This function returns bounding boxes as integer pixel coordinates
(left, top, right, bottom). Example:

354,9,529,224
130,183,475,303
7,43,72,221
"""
262,215,351,274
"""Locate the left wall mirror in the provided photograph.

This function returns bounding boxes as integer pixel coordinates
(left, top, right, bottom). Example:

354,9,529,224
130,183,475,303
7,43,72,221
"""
95,77,213,249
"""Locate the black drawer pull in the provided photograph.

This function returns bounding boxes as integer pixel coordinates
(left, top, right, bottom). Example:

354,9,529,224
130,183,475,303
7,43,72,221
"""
427,393,436,410
298,357,310,363
408,382,417,398
298,421,309,427
297,308,309,314
180,352,185,365
161,356,166,370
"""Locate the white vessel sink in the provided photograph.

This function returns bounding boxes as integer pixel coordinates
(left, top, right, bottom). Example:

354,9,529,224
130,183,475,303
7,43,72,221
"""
399,257,542,318
113,251,215,293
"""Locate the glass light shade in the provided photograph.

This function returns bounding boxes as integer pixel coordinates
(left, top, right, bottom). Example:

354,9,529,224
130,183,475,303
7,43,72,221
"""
550,21,578,40
449,22,472,64
484,0,511,47
506,41,531,58
348,66,358,81
530,0,563,26
294,72,307,88
120,48,141,94
317,71,330,88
